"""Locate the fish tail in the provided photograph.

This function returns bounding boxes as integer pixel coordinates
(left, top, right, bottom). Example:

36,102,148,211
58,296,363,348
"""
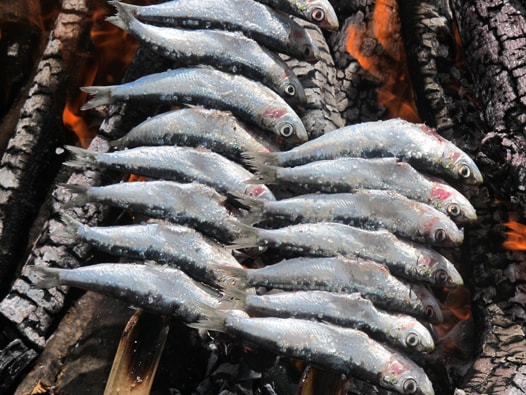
57,212,82,239
213,264,249,289
242,151,280,170
219,285,247,309
28,265,63,288
63,145,98,168
80,86,113,110
230,193,265,225
187,302,228,332
106,0,135,32
227,222,261,250
246,163,279,185
58,184,90,208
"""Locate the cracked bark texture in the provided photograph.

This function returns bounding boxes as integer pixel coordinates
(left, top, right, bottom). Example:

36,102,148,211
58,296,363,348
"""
450,1,526,393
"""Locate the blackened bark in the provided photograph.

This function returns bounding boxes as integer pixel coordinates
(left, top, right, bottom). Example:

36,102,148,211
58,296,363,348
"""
450,1,526,393
452,0,526,205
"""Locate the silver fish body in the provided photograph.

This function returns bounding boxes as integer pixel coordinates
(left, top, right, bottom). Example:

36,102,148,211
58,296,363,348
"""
29,263,220,322
255,0,339,30
106,3,306,105
215,255,441,323
112,0,320,62
64,146,276,201
81,68,308,143
59,214,241,286
238,190,464,246
244,118,483,184
246,157,477,224
234,290,435,353
230,222,462,288
111,108,278,161
61,181,242,243
193,310,435,395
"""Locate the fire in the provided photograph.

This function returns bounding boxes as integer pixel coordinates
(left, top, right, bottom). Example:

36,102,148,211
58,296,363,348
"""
63,5,140,147
345,0,420,122
503,221,526,250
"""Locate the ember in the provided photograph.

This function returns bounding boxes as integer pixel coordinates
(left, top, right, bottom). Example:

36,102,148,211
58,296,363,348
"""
503,221,526,251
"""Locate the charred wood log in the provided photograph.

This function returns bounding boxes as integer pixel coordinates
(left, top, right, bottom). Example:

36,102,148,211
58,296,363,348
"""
449,0,526,393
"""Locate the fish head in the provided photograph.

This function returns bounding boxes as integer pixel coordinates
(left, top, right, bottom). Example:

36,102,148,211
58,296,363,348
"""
391,315,435,354
304,0,339,30
417,250,463,288
430,183,477,224
412,285,444,324
264,110,308,143
288,24,321,62
443,152,483,185
380,355,435,395
418,211,464,247
279,77,307,106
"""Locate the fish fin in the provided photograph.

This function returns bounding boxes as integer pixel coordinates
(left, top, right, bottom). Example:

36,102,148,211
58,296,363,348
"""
28,266,63,288
187,302,228,332
227,222,261,250
246,163,279,185
58,184,90,208
242,151,280,170
106,0,135,32
80,86,114,110
63,145,98,168
212,264,249,290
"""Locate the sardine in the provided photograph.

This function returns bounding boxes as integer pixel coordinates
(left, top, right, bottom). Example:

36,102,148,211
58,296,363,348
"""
58,213,241,287
244,118,483,184
214,255,442,323
60,181,242,243
110,108,279,161
106,3,307,105
236,190,464,246
112,0,320,62
29,263,220,322
229,222,463,288
190,309,435,395
255,0,339,30
245,158,477,224
81,67,308,143
64,146,276,201
222,290,435,353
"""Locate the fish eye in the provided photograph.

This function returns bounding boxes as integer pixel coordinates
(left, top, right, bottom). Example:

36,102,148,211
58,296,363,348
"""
279,123,295,137
284,83,296,97
458,164,471,179
434,229,447,243
424,305,435,320
403,378,418,394
405,332,420,348
434,269,449,285
311,7,325,22
447,203,461,217
303,46,312,58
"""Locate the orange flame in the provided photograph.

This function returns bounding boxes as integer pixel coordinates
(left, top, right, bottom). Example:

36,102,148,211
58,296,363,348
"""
63,6,140,147
345,0,420,122
503,221,526,250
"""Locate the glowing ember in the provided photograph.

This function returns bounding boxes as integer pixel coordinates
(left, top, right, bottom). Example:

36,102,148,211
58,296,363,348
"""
345,0,420,122
503,221,526,250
